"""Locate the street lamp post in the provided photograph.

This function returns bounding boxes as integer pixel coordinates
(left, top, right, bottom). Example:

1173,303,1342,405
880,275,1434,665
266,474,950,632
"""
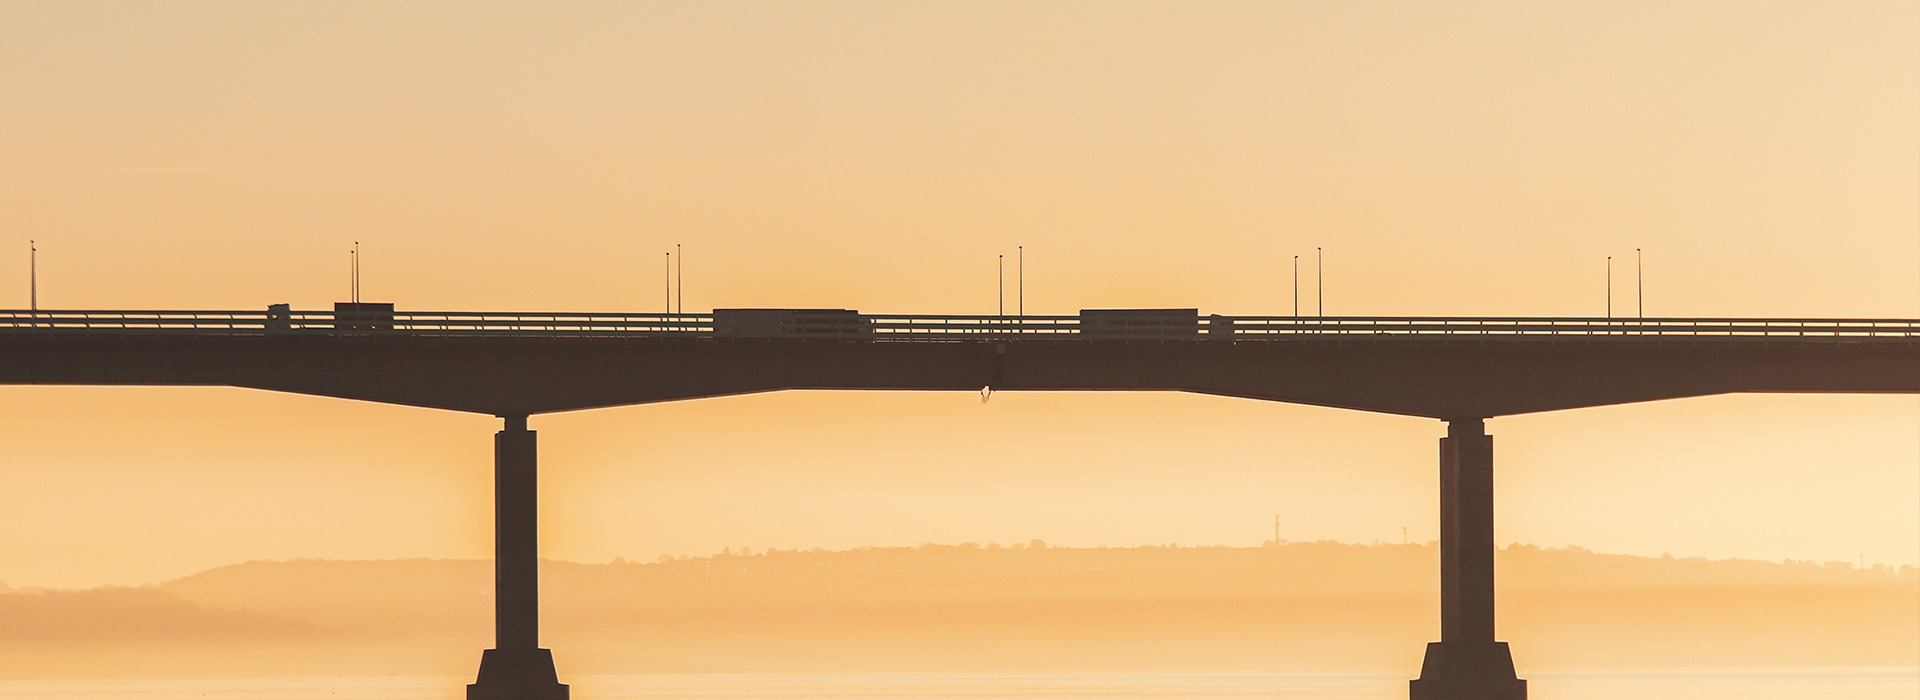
1292,255,1299,318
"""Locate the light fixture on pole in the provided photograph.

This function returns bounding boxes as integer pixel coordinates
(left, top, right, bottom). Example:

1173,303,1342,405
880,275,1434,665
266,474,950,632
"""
665,251,672,314
676,243,682,315
1292,255,1299,318
1606,256,1612,319
1316,247,1323,317
28,240,36,312
1636,248,1644,318
352,241,360,304
1018,246,1024,323
998,254,1004,317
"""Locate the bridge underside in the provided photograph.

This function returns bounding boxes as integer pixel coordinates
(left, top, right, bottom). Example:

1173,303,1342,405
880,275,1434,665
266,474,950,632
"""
4,335,1915,700
3,335,1913,418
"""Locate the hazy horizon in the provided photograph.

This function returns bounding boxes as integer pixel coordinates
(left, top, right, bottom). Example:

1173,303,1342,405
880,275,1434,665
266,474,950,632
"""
5,540,1912,680
5,537,1913,592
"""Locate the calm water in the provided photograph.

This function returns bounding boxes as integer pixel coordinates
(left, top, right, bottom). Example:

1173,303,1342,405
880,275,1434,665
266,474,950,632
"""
2,669,1913,700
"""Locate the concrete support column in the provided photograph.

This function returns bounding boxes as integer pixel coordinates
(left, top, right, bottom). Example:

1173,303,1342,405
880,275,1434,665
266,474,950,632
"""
469,415,568,700
1410,418,1525,700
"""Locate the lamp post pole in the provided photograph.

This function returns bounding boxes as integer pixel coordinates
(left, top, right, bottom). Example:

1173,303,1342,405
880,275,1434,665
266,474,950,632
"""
1636,248,1643,318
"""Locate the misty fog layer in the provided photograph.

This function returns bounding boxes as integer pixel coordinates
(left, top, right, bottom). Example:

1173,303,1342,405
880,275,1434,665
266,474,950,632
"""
3,542,1911,679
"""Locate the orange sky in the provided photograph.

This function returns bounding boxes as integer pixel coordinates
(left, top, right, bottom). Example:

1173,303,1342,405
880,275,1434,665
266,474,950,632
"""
0,1,1915,589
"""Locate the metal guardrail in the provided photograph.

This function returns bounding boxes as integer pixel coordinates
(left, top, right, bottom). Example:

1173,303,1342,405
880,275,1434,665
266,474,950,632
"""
0,309,1916,343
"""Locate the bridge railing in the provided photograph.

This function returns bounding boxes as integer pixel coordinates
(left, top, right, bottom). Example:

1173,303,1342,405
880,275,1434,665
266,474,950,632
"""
1218,316,1920,339
0,309,1915,342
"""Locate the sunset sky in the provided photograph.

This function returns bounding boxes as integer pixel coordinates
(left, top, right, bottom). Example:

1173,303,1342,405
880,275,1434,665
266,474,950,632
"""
1,1,1914,590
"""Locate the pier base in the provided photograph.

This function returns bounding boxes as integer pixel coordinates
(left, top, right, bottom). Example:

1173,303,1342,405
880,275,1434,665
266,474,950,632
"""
468,648,568,700
1410,641,1526,700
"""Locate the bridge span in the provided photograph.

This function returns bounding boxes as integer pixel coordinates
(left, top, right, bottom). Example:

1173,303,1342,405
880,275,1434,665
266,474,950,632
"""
5,307,1917,700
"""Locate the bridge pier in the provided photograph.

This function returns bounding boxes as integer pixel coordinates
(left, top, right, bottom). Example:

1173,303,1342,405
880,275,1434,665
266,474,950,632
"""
469,415,569,700
1410,418,1525,700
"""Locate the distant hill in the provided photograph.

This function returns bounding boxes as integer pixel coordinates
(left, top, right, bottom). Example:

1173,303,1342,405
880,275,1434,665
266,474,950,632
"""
0,586,325,643
2,542,1912,679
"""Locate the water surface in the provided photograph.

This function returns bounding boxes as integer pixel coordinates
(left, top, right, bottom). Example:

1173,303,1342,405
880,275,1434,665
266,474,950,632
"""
3,669,1913,700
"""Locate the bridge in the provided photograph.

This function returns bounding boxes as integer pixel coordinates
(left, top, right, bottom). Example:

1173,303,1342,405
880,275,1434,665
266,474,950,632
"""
5,306,1917,700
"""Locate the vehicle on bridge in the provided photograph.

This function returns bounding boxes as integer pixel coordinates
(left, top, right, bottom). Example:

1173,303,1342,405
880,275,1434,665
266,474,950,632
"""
1078,308,1200,339
333,302,396,331
713,308,871,339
